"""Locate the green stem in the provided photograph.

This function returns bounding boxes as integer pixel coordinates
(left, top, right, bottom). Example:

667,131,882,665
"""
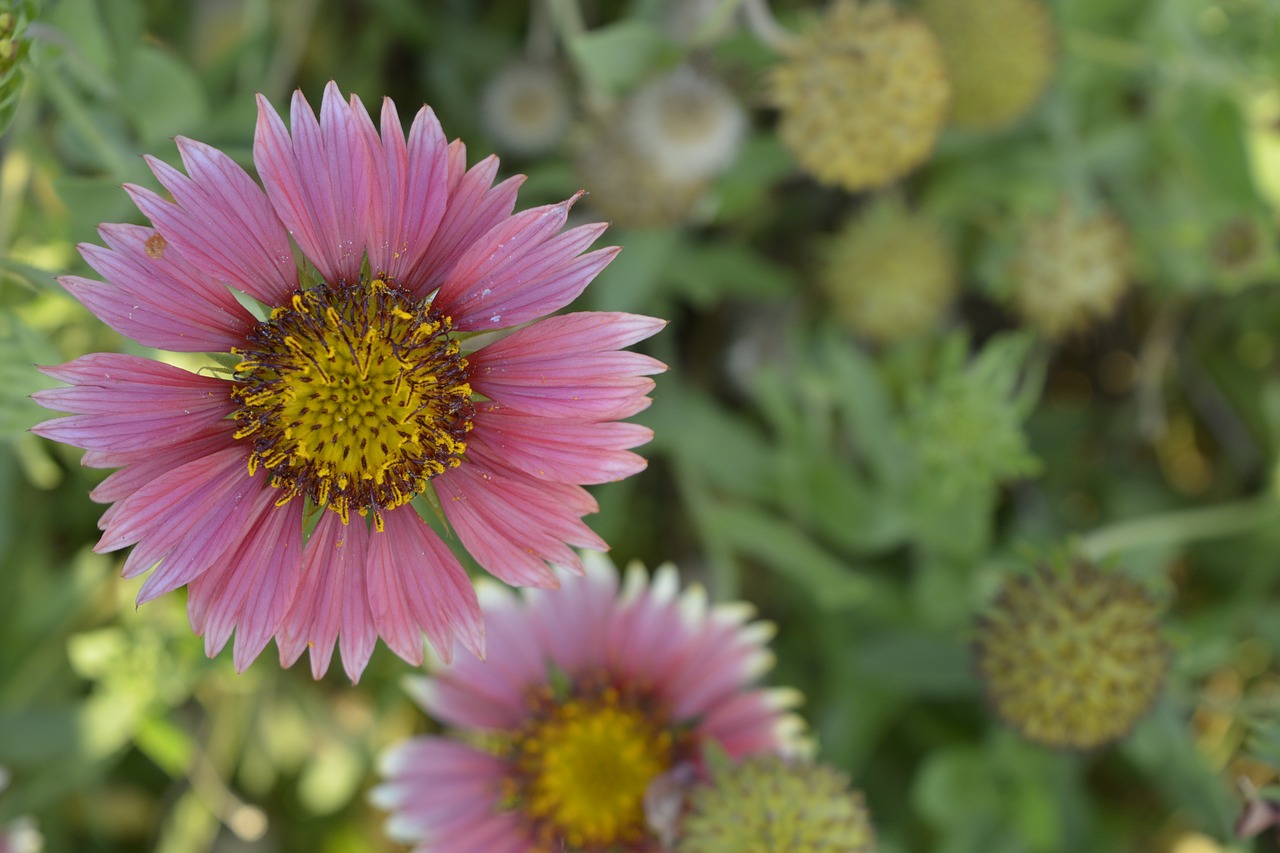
1076,497,1280,562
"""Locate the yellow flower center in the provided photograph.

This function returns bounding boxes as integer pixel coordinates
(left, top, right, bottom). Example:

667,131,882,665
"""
230,278,474,529
513,688,674,851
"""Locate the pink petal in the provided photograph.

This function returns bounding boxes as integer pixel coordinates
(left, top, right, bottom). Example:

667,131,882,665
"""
468,404,652,484
95,445,252,553
136,137,297,306
353,94,449,282
186,492,306,670
277,511,377,682
435,452,605,589
434,195,620,330
403,145,525,298
365,506,484,666
254,83,372,286
31,355,235,455
88,426,236,503
468,312,666,420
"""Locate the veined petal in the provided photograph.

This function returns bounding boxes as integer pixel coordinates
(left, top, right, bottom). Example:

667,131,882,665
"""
366,506,484,666
468,405,652,484
469,312,666,419
277,511,376,682
254,84,372,285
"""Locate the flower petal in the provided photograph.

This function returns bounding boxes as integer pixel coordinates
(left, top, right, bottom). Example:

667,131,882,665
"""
277,511,377,682
468,404,652,484
255,83,372,285
468,312,666,420
365,506,484,666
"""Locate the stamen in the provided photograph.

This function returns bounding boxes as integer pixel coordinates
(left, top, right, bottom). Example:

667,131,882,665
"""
230,278,474,528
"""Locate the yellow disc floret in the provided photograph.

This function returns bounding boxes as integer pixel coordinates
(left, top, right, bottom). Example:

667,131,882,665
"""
677,754,877,853
769,1,950,192
973,562,1170,750
821,197,956,342
917,0,1055,130
231,278,474,529
511,686,675,851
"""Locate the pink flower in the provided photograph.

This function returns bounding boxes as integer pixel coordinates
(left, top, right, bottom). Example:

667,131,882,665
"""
372,554,806,853
32,82,663,682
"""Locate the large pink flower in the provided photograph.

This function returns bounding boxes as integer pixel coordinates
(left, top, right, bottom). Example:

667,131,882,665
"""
372,554,805,853
32,82,663,681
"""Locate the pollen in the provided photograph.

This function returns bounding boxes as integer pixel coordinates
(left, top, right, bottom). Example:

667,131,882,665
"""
230,278,474,529
510,686,674,851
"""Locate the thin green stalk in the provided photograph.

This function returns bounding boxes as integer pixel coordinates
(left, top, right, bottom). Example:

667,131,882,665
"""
1076,496,1280,562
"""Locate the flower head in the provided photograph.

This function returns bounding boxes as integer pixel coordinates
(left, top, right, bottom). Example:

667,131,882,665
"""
373,554,805,852
973,562,1170,750
675,754,877,853
769,1,950,192
918,0,1055,131
480,61,572,157
33,82,664,682
625,66,747,184
572,114,709,229
821,197,956,343
1008,201,1132,340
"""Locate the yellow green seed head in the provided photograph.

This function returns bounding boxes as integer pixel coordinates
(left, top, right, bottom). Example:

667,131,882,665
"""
1009,201,1133,340
821,198,956,343
677,754,877,853
973,562,1170,750
769,1,950,192
917,0,1055,130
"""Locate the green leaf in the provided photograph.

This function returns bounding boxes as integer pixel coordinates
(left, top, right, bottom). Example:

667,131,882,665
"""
121,45,209,144
566,20,667,94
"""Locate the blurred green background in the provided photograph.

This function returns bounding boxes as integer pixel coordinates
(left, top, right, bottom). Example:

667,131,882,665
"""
3,0,1280,850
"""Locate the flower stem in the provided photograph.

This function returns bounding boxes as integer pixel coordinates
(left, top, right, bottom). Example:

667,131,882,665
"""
1076,497,1280,562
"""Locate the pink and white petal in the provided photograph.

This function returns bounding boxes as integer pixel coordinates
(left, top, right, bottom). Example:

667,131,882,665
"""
469,312,666,420
254,85,372,286
697,690,798,757
434,195,619,330
664,616,775,720
403,146,525,298
469,406,652,484
608,570,691,687
186,493,306,670
523,561,620,675
366,506,484,666
406,671,526,731
94,446,251,552
435,459,606,589
357,95,449,282
278,511,377,682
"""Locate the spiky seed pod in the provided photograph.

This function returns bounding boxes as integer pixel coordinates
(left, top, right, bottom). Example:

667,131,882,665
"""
480,62,572,157
917,0,1055,130
571,115,708,229
625,66,747,183
769,0,950,192
676,755,877,853
1009,201,1133,340
973,563,1170,750
821,198,956,343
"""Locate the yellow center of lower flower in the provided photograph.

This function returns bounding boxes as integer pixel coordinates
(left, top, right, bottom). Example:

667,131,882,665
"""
230,278,474,529
513,688,674,851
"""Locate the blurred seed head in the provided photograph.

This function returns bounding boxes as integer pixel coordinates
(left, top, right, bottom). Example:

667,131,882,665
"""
625,65,747,183
675,754,877,853
973,562,1170,750
769,0,950,192
572,113,709,228
480,61,572,157
821,197,956,343
917,0,1055,131
1009,201,1133,340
